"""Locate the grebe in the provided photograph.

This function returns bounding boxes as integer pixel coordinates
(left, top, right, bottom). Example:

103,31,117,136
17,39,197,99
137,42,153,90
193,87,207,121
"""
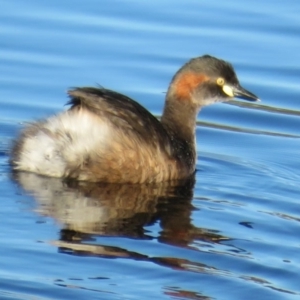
11,55,259,183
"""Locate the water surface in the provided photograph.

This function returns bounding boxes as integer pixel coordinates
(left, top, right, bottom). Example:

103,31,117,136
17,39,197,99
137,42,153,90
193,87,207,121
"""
1,0,300,299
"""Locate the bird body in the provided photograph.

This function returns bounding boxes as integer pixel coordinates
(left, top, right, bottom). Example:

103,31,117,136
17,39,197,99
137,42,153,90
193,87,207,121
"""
11,55,259,183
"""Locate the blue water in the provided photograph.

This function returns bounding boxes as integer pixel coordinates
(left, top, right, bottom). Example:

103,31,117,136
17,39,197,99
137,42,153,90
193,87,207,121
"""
1,0,300,299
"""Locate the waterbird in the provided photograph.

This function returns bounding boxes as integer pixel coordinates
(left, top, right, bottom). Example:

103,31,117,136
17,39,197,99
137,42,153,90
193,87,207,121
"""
11,55,259,183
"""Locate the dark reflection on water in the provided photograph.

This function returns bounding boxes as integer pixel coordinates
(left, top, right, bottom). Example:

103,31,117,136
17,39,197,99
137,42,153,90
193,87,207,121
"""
163,287,211,300
12,172,226,269
13,170,299,298
13,172,225,240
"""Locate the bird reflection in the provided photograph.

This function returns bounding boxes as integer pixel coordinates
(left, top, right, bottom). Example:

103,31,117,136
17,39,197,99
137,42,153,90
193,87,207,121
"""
13,172,226,261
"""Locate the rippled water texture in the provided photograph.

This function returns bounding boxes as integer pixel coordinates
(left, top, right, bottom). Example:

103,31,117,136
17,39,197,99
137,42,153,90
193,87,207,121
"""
1,0,300,299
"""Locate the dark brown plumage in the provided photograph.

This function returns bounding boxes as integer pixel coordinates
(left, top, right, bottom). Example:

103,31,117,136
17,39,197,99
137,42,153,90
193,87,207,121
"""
10,55,259,183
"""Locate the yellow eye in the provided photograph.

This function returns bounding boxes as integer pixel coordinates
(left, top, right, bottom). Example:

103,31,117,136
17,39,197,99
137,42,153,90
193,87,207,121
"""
216,77,225,86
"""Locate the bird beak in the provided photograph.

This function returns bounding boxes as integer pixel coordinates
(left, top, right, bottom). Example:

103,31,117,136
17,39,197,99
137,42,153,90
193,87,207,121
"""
223,84,259,101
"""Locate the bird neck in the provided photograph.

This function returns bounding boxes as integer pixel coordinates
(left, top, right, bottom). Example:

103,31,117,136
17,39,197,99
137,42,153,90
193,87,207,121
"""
161,94,200,170
161,95,199,144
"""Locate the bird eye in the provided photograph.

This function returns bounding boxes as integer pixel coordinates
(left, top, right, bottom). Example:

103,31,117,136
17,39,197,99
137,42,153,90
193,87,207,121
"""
216,77,225,86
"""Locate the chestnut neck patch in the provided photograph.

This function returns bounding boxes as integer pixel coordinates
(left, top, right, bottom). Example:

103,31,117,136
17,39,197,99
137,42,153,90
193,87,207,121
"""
173,72,209,100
